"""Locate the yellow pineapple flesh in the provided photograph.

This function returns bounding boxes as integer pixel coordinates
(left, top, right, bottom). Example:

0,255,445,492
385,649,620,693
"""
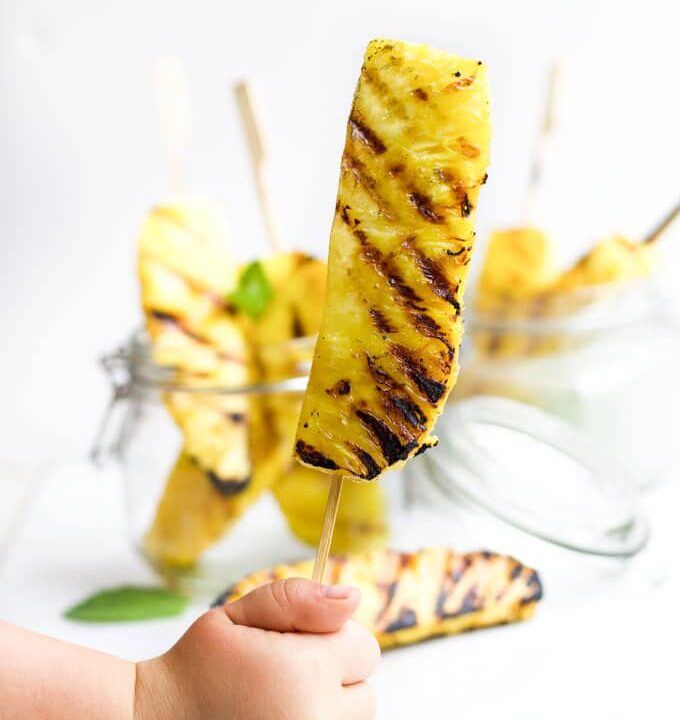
273,464,389,553
552,235,656,291
138,201,252,489
294,39,491,480
473,227,557,357
476,227,557,308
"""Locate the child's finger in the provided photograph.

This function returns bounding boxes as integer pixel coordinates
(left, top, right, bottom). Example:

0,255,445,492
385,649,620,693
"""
223,578,361,633
326,621,381,685
335,681,377,720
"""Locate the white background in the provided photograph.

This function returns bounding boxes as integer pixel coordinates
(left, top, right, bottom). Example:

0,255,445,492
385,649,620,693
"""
1,0,679,464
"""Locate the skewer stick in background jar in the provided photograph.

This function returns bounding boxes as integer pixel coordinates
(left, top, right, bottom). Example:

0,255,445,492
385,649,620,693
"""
234,81,283,253
155,56,190,200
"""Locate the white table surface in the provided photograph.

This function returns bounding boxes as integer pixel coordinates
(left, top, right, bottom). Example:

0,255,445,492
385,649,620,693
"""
1,461,678,720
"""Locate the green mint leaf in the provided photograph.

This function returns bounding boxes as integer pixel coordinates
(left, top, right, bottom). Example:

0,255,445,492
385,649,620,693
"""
226,261,274,319
65,586,189,623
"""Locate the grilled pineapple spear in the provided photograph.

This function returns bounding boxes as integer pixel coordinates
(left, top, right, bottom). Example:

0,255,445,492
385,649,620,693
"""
217,547,542,650
295,39,491,480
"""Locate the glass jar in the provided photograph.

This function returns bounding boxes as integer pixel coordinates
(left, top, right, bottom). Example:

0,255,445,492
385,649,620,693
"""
454,277,680,487
92,331,400,596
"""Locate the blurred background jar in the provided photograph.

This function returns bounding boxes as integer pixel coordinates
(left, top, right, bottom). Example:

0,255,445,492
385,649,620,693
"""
92,331,395,596
454,275,680,488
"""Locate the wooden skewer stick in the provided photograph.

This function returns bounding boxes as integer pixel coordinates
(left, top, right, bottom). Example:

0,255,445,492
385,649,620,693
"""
155,56,189,199
311,475,344,583
234,81,283,253
523,62,561,224
642,198,680,246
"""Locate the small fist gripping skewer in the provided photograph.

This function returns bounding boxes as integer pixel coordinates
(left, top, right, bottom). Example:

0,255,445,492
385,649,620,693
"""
294,39,491,581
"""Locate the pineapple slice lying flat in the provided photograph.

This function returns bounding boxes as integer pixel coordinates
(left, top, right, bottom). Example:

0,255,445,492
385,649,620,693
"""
138,201,252,490
295,39,491,480
215,547,542,650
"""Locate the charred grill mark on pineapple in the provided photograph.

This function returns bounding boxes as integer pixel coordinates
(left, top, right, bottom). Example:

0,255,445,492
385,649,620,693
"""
408,192,444,223
326,379,351,397
365,356,426,435
411,314,455,360
149,309,179,323
445,75,475,91
359,68,409,121
366,354,398,390
461,193,472,217
148,310,245,364
348,443,383,479
384,608,418,633
349,114,387,155
355,409,417,464
207,471,251,495
342,154,394,218
521,570,543,605
405,239,461,312
390,344,446,404
386,396,427,431
375,581,398,626
357,234,454,355
369,307,396,334
291,308,306,339
295,441,340,471
458,587,482,616
414,439,437,456
457,137,480,158
338,202,352,226
356,232,422,305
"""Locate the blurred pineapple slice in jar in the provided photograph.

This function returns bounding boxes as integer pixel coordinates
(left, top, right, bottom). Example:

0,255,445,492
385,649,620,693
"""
476,227,557,308
473,227,557,357
138,201,252,490
273,464,389,553
552,235,657,292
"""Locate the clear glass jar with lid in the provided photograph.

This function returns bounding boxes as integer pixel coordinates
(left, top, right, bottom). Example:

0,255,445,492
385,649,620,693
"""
454,277,680,487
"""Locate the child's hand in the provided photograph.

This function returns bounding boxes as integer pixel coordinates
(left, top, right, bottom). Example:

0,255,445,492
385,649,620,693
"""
135,578,380,720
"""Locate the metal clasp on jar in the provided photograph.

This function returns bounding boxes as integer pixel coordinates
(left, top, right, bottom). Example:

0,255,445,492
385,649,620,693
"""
90,347,132,465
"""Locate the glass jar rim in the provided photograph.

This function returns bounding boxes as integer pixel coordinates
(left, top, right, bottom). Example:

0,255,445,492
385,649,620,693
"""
468,275,660,337
114,329,313,396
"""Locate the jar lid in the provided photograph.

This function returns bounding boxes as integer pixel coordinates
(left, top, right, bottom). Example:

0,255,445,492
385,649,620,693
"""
422,396,649,557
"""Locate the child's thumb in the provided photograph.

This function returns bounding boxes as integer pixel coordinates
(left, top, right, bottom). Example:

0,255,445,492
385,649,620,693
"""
223,578,360,633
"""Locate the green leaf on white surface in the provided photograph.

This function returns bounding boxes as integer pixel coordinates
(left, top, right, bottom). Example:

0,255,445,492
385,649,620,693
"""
65,586,189,622
226,260,274,319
